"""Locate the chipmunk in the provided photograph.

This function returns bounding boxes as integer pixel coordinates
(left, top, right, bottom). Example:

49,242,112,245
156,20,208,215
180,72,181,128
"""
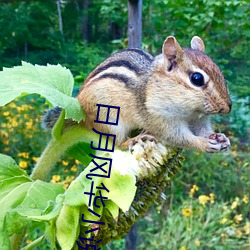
44,36,232,153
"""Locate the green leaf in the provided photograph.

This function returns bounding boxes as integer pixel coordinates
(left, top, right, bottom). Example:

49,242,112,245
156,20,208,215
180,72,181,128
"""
66,142,96,166
20,181,64,212
0,62,85,122
0,154,30,181
0,176,32,201
105,200,119,219
56,205,80,250
103,168,136,212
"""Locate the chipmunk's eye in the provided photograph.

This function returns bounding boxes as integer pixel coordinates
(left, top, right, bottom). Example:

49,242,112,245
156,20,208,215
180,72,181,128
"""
190,72,204,87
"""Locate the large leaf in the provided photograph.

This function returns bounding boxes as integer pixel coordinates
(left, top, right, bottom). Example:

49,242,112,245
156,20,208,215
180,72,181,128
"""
0,154,65,245
56,205,80,250
0,154,30,181
0,62,85,121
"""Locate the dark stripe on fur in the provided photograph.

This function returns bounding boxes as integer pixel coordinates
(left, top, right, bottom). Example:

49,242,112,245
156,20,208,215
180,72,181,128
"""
125,48,154,62
96,73,130,85
91,60,140,79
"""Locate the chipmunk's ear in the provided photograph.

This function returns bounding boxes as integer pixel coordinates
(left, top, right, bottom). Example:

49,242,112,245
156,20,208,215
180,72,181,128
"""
191,36,205,52
162,36,184,63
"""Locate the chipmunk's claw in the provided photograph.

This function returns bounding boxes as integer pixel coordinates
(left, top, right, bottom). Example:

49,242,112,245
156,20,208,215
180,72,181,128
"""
207,133,230,152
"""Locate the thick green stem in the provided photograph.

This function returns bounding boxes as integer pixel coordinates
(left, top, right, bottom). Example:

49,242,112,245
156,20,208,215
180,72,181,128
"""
30,125,100,181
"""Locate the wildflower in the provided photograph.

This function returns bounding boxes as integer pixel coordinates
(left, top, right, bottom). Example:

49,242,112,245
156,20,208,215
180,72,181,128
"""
9,102,16,108
194,238,201,247
234,214,243,224
198,195,210,206
209,193,215,204
51,175,61,183
66,176,75,182
182,207,192,217
221,162,228,167
244,221,250,234
19,161,28,169
3,111,9,116
26,121,33,129
243,195,248,204
0,130,8,138
232,150,237,156
189,184,199,197
231,197,240,209
32,157,39,162
63,182,69,189
220,217,228,224
70,165,77,172
179,247,186,250
18,152,30,159
62,160,69,166
10,119,18,127
75,159,81,165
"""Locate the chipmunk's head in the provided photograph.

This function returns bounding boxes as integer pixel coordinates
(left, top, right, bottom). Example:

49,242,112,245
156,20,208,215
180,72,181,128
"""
157,36,232,115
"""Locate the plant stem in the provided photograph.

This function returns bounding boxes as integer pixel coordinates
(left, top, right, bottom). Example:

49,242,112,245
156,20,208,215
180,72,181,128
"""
30,125,99,181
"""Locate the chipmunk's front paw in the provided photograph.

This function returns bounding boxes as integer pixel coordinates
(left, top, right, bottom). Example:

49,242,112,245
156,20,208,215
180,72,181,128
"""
129,134,156,152
206,133,230,152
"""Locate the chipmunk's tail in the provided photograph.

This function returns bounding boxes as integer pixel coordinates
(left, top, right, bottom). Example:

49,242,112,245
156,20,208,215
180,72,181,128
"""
41,106,62,130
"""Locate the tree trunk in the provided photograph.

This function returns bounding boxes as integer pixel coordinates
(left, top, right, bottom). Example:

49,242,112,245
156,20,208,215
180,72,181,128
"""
125,223,137,250
56,0,63,36
82,0,89,41
128,0,142,48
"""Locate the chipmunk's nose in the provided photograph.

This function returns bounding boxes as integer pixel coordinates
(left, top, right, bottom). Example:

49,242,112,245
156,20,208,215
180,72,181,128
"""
219,101,232,114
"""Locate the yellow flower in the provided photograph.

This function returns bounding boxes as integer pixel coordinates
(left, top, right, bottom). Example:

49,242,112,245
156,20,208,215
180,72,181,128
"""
220,217,228,224
221,162,228,167
244,221,250,234
18,152,30,159
26,121,33,129
19,161,28,169
66,176,75,182
234,214,243,224
182,207,192,217
75,159,81,165
232,150,237,156
32,157,39,162
198,195,210,206
62,160,69,166
179,247,186,250
51,175,61,183
70,165,77,172
194,238,201,247
11,119,18,127
0,130,8,138
189,184,199,197
3,111,9,116
231,198,240,209
243,195,248,204
63,182,69,189
9,102,16,108
209,193,215,204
